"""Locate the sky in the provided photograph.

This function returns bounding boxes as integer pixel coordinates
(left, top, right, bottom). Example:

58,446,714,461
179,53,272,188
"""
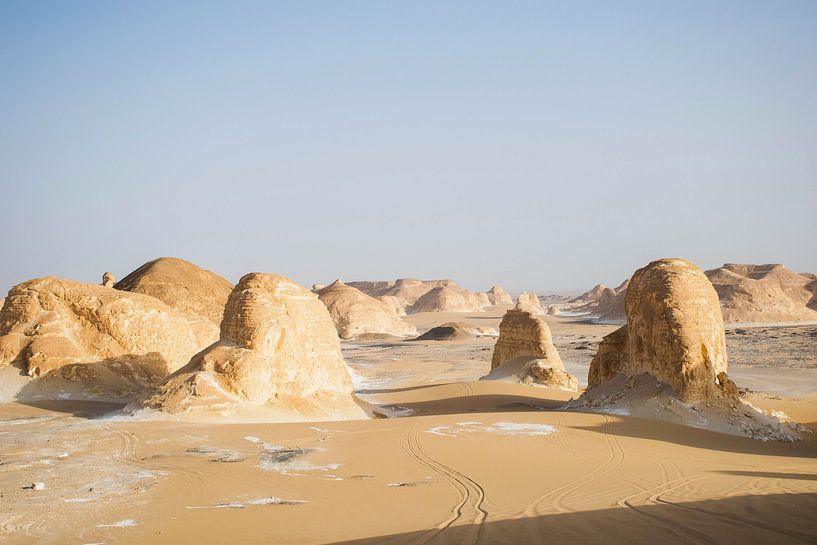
1,1,815,295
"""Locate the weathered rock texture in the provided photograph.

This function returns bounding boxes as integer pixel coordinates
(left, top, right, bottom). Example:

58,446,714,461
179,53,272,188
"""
705,264,817,323
486,285,513,306
0,277,211,380
413,322,497,341
515,292,545,314
315,280,417,339
115,257,233,326
102,272,115,287
148,273,355,415
587,258,729,402
409,285,491,313
485,309,576,390
547,305,560,315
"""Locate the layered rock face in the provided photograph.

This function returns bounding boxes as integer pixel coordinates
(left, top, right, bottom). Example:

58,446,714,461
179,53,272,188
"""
115,257,233,325
0,277,210,381
587,258,729,402
409,285,491,313
515,292,545,314
705,264,817,323
486,285,513,306
149,273,355,414
315,280,417,339
485,309,576,390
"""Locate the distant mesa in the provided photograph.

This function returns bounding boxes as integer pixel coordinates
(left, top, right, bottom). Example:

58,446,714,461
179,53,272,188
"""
115,257,233,326
574,258,800,440
704,263,817,323
482,309,577,391
514,292,545,315
102,272,115,287
148,273,364,419
315,280,417,340
0,276,213,399
348,278,510,314
413,322,498,341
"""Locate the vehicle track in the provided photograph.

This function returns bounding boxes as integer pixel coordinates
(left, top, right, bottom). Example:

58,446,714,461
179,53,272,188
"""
399,422,487,544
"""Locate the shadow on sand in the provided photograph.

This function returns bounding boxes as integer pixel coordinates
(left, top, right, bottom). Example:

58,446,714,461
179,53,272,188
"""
324,492,817,545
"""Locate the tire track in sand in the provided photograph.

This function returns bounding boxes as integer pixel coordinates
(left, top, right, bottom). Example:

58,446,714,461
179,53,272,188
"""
399,421,487,544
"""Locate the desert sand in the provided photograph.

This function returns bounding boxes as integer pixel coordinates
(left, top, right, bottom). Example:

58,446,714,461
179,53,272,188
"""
1,302,816,544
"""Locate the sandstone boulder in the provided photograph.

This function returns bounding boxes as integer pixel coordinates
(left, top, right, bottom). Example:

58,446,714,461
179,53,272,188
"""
484,309,577,390
587,258,728,402
315,280,417,339
115,257,233,326
486,285,513,306
0,277,212,382
547,305,559,315
705,264,817,323
102,272,115,287
515,292,544,314
148,273,358,417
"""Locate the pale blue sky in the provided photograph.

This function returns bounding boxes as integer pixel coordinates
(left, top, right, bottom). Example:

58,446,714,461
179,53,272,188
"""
1,1,815,294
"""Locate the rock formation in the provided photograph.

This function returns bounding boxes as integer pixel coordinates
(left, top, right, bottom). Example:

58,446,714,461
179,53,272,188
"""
115,257,233,326
593,286,626,321
413,322,497,341
409,285,491,313
515,292,545,314
572,284,607,304
486,285,513,306
0,277,212,391
349,278,505,315
577,259,800,440
705,264,817,323
483,309,577,390
102,272,115,287
547,305,559,315
148,273,359,418
312,283,325,291
315,280,417,339
587,258,728,402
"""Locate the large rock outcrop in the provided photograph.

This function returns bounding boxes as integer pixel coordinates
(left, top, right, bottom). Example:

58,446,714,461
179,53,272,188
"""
0,277,212,390
587,258,728,402
315,280,417,339
705,264,817,323
483,309,577,390
515,292,545,314
115,257,233,325
409,285,491,313
578,259,801,440
486,285,513,306
148,274,359,418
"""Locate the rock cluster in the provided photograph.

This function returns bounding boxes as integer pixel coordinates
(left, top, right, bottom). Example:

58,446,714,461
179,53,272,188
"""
514,292,545,314
0,277,211,381
315,280,417,339
115,257,233,326
148,273,356,416
347,278,511,314
483,309,577,390
705,263,817,323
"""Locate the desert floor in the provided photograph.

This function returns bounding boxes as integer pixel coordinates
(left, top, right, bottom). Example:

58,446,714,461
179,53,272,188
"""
1,313,816,545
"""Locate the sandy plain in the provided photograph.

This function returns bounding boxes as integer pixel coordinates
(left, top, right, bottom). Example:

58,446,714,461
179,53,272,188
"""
1,311,816,545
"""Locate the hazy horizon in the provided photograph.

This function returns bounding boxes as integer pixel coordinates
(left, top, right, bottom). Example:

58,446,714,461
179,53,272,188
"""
2,1,815,296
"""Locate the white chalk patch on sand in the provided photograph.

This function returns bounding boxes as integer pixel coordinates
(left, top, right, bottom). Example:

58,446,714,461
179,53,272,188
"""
96,519,139,527
258,445,341,474
243,436,262,443
63,498,94,503
187,497,307,509
427,422,557,437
